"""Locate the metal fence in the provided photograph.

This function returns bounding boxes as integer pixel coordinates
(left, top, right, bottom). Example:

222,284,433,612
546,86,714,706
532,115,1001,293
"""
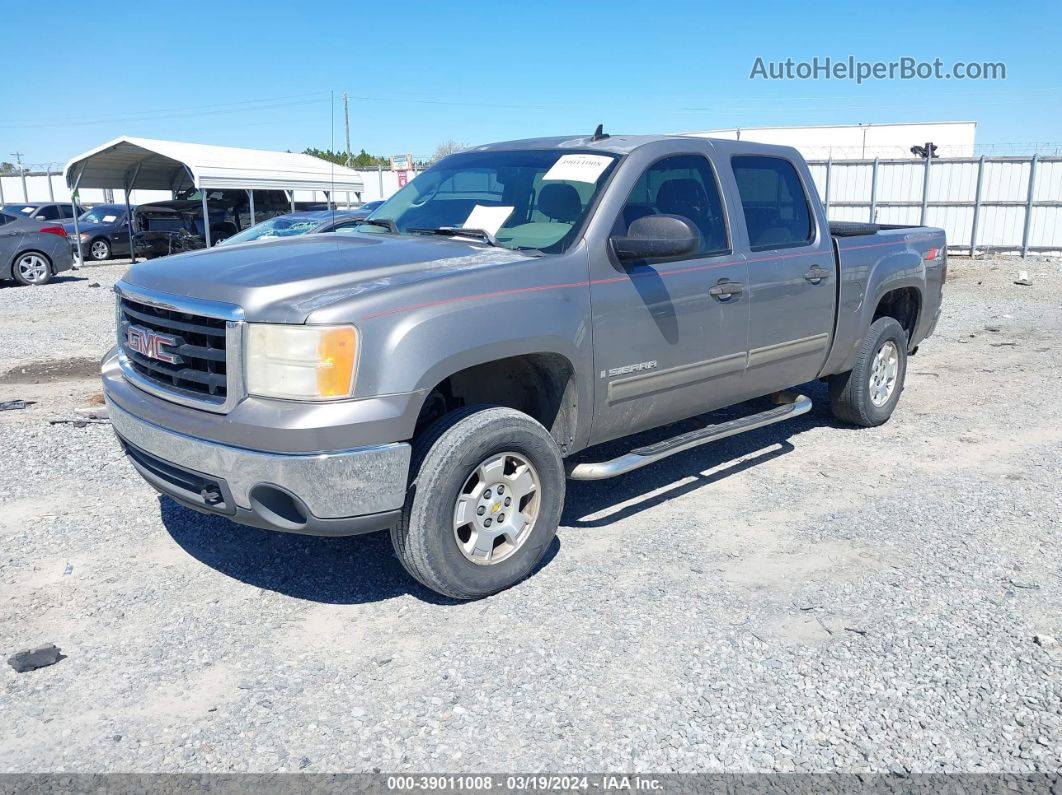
807,155,1062,257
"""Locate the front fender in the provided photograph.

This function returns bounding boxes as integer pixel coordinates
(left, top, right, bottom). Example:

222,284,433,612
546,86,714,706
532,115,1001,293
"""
349,250,595,448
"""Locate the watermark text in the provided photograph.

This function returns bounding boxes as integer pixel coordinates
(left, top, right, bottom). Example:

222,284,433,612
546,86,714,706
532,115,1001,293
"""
750,56,1006,83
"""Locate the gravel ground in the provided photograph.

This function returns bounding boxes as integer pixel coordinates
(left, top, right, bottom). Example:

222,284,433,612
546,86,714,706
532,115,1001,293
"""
0,257,1060,774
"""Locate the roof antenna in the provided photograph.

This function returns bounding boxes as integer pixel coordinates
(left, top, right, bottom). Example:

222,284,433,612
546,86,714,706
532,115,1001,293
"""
591,123,609,142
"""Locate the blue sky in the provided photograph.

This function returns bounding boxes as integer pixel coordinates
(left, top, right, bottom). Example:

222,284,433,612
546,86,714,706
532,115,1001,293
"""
2,0,1059,166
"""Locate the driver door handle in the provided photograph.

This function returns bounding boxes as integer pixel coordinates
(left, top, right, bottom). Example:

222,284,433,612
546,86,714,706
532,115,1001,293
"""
709,281,744,298
804,266,830,284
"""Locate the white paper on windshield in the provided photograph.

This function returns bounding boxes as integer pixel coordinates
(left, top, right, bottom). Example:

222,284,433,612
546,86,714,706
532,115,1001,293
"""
463,204,513,236
19,207,32,213
543,154,613,184
102,215,117,222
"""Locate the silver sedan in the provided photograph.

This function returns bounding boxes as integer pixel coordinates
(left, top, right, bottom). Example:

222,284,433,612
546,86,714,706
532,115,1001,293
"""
0,210,75,286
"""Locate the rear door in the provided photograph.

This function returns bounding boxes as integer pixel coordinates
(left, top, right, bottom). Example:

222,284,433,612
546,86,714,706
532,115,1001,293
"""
0,213,24,267
728,154,836,394
588,151,749,444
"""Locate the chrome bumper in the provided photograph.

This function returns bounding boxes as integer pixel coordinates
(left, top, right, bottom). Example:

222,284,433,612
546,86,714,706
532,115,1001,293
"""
107,397,411,531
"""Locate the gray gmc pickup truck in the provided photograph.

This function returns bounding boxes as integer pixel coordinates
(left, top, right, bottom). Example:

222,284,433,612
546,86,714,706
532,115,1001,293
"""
101,132,945,599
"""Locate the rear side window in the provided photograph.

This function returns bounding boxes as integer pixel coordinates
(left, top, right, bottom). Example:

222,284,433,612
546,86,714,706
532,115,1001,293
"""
731,156,814,250
616,154,729,259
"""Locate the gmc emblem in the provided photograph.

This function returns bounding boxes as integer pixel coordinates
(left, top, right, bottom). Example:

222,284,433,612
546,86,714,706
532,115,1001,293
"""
125,325,179,364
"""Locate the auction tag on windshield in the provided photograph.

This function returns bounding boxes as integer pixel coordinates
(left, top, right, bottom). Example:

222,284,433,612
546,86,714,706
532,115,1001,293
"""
463,205,513,236
543,154,613,184
102,215,117,222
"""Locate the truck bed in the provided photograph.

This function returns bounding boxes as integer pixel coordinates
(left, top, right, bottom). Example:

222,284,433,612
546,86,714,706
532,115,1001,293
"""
822,222,947,378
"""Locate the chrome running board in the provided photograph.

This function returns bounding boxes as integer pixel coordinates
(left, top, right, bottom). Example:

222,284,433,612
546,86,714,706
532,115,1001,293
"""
567,393,812,480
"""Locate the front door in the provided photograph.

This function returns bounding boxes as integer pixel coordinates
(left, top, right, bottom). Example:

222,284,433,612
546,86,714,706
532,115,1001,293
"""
729,155,836,395
589,153,750,445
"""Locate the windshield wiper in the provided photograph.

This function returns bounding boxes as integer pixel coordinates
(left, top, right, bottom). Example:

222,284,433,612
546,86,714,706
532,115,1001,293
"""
408,226,502,248
358,217,398,233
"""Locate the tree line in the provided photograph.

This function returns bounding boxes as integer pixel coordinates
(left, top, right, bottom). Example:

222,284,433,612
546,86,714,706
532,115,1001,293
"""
302,140,469,169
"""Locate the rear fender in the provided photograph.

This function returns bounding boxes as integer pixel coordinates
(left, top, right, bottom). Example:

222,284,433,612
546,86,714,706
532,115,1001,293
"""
823,246,925,376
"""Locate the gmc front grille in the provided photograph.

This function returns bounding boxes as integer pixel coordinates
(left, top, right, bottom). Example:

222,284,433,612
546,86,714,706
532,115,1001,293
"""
115,284,243,412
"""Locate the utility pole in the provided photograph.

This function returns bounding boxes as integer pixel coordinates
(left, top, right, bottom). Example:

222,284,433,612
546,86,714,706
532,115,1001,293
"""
343,92,352,167
10,152,27,202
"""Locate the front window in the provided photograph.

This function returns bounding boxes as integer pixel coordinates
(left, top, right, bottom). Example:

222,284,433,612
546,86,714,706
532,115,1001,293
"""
614,154,730,260
220,214,321,245
364,149,620,253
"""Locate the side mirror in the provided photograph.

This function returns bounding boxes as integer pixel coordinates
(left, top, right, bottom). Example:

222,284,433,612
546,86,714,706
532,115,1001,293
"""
611,214,699,262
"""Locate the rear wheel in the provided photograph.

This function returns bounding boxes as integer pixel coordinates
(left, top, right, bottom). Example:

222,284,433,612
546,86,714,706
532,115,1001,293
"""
828,316,908,427
12,252,52,286
391,406,565,599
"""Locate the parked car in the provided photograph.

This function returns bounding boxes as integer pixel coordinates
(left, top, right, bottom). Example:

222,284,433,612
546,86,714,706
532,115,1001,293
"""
2,202,84,223
1,210,75,285
356,200,384,214
101,132,945,598
218,210,369,246
63,204,133,262
130,189,326,257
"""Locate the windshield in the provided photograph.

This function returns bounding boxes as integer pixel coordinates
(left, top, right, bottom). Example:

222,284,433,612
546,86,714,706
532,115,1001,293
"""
364,149,619,253
79,206,124,224
219,214,321,245
2,204,35,215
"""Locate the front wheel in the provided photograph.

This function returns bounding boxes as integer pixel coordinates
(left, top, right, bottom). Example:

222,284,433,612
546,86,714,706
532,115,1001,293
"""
391,406,565,599
828,316,908,427
12,251,52,285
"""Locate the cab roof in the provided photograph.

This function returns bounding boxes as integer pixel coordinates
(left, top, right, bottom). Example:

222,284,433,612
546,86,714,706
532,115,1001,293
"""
467,134,701,155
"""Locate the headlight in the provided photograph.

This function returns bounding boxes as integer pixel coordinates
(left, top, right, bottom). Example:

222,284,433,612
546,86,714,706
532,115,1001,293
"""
245,324,358,400
79,233,90,241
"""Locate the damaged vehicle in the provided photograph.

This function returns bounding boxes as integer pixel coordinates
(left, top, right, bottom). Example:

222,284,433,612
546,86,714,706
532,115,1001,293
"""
131,189,309,257
102,132,946,599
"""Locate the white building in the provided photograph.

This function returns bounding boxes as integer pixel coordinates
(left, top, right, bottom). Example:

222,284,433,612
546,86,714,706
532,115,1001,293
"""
683,121,977,160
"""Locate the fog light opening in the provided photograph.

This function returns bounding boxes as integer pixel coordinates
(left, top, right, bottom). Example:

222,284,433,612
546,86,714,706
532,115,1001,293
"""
248,484,309,531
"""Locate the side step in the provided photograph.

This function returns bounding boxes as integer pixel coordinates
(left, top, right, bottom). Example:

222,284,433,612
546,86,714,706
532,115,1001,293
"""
567,393,812,480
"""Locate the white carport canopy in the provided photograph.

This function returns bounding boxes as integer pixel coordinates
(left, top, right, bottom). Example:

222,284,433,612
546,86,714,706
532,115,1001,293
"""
64,135,365,193
64,136,365,255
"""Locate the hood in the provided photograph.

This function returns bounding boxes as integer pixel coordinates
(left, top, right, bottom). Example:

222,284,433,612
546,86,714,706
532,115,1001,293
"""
120,233,531,323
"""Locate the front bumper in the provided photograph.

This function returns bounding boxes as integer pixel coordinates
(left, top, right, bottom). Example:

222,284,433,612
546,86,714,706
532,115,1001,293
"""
107,396,411,536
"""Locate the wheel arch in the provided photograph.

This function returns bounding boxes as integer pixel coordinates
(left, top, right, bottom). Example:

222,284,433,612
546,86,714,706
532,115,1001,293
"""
412,349,581,455
872,285,922,343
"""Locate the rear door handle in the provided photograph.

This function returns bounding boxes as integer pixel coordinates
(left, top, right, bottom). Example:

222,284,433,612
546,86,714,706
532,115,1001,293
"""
804,267,830,284
709,281,744,298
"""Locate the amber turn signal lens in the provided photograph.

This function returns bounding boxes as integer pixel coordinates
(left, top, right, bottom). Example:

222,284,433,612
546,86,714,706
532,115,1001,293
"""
316,327,358,397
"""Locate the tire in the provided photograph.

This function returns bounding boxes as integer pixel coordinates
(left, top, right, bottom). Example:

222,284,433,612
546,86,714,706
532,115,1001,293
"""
828,316,908,427
391,405,565,599
88,238,111,261
11,251,52,286
210,225,236,246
